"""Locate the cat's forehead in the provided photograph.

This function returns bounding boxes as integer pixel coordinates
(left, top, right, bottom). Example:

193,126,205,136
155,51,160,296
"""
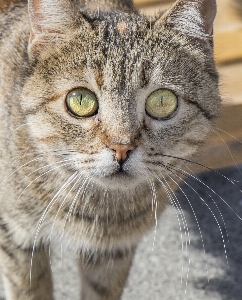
35,15,153,83
30,9,219,117
101,12,149,33
36,9,196,75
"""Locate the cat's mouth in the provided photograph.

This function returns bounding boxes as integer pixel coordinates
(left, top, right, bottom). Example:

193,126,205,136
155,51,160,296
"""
110,168,130,178
93,167,141,189
84,150,145,188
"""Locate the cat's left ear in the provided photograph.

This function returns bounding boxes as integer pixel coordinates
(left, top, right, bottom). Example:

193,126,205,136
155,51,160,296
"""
28,0,89,57
155,0,216,46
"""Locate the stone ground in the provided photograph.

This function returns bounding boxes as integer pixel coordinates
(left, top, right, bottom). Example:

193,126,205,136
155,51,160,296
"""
1,165,242,300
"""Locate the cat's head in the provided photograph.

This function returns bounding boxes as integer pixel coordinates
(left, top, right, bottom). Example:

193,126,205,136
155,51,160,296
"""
22,0,221,190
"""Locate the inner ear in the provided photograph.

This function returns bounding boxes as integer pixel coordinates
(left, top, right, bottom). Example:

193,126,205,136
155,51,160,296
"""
155,0,217,40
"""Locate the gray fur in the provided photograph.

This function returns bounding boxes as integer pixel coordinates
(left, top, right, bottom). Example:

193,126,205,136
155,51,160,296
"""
0,0,221,299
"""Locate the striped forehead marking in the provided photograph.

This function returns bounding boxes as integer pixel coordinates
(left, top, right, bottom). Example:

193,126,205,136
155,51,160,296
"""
117,21,127,36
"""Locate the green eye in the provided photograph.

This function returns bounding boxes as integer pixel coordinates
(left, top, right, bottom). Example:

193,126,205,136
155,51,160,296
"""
66,88,98,117
145,89,178,120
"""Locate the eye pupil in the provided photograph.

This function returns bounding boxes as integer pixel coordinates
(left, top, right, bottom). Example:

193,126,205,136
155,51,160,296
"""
79,94,83,105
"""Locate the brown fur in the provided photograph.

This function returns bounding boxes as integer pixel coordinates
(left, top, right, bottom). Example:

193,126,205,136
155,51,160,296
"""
0,0,221,299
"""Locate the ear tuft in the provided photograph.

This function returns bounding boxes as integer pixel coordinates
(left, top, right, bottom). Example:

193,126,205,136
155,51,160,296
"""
155,0,216,41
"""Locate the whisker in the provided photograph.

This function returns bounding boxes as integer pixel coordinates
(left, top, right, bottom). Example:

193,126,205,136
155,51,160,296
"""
153,171,191,288
66,176,90,223
29,171,79,284
162,175,191,287
165,161,242,221
62,168,100,240
166,172,209,285
149,168,189,284
49,172,82,242
31,169,80,241
3,148,78,184
7,123,29,137
59,173,94,253
211,128,242,176
147,179,158,251
11,159,74,215
216,127,242,146
8,148,79,167
48,171,82,271
1,157,45,184
161,154,240,184
60,174,86,242
72,169,99,218
165,163,229,266
10,148,32,166
184,164,230,244
153,155,242,224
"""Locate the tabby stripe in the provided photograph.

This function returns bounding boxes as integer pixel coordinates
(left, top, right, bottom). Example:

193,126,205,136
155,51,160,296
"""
70,204,151,224
0,245,16,261
0,221,9,234
191,101,214,120
81,246,136,266
87,278,109,297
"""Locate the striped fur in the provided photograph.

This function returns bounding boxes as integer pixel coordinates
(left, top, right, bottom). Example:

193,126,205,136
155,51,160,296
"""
0,0,221,299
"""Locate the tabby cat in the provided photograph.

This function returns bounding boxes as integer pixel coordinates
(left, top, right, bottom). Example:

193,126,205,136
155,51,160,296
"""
0,0,221,299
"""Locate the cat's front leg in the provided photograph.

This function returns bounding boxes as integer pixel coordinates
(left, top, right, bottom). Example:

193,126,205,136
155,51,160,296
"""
0,239,53,300
79,248,136,300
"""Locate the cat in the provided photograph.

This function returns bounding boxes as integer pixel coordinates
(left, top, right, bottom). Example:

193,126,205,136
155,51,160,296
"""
0,0,221,299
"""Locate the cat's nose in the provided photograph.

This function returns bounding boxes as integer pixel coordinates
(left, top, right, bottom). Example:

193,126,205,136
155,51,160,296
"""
109,144,135,162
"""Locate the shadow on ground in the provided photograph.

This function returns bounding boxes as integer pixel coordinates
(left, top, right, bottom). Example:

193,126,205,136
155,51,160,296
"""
124,164,242,300
177,165,242,300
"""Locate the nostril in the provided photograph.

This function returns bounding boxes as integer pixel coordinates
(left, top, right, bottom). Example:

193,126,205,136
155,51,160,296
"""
109,144,135,162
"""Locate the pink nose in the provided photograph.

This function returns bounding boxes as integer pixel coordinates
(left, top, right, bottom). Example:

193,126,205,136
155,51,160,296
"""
109,144,135,161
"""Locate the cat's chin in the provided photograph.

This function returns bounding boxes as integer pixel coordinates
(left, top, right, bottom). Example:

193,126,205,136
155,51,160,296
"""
93,171,146,190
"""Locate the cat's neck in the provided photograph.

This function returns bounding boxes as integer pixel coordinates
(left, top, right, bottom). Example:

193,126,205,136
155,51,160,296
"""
79,0,135,12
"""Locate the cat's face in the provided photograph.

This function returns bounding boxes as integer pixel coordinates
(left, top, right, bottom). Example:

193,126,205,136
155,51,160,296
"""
21,0,221,190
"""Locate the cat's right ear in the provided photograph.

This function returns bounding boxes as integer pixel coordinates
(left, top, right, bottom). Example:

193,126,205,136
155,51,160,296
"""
154,0,217,48
28,0,89,58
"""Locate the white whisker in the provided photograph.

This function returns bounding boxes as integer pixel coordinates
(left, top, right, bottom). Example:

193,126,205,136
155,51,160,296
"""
48,171,82,272
166,164,229,266
11,159,74,216
59,174,92,252
184,164,230,244
154,171,190,288
147,179,158,251
212,128,242,176
7,123,29,138
29,171,80,284
1,157,45,185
